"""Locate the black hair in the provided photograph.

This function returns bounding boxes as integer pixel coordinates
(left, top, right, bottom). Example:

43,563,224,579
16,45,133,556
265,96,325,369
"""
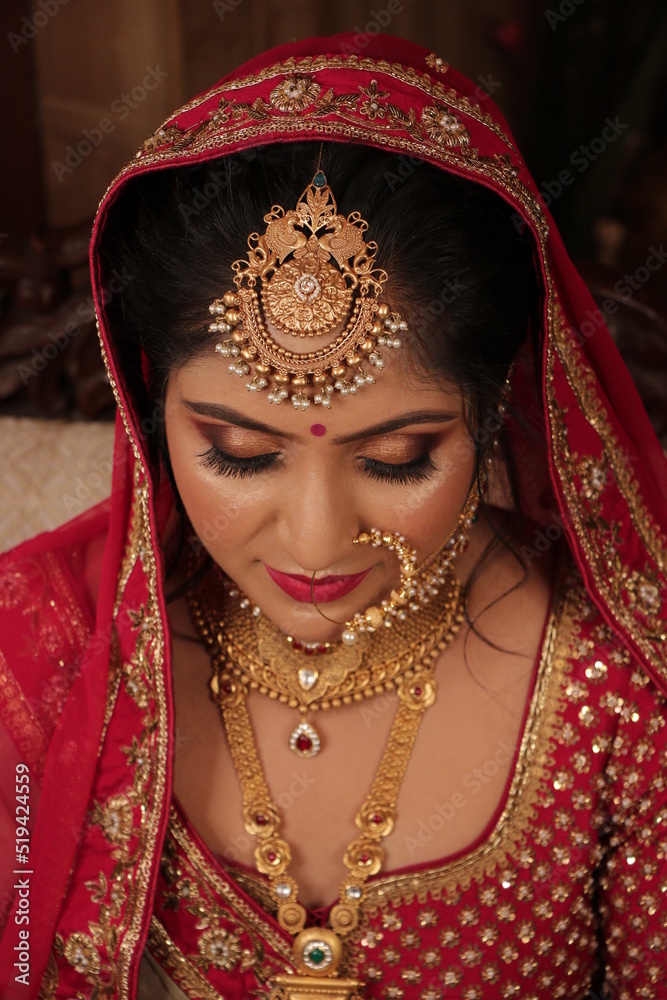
102,141,543,649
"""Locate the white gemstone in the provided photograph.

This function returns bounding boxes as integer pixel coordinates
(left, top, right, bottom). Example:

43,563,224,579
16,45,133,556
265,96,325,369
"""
346,884,362,900
294,273,321,302
298,667,318,691
275,882,292,898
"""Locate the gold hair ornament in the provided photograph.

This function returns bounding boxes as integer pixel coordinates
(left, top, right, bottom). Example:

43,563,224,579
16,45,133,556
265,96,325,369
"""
210,170,406,410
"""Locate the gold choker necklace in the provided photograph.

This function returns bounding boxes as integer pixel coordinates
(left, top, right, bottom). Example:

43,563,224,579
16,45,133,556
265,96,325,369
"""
188,556,463,758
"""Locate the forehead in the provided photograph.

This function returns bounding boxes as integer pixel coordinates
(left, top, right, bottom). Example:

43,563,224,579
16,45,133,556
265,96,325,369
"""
169,350,462,436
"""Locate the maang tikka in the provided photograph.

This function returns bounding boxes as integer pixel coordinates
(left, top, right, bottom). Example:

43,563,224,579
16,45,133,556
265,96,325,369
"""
209,167,406,409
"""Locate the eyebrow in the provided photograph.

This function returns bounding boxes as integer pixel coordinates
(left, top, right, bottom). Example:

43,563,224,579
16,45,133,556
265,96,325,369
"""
182,399,458,443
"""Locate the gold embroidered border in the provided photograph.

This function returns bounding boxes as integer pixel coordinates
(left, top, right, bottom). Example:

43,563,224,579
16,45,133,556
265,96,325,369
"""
93,51,538,225
167,806,295,969
153,53,513,145
147,919,224,1000
53,462,170,997
115,473,170,996
547,306,667,681
552,306,667,572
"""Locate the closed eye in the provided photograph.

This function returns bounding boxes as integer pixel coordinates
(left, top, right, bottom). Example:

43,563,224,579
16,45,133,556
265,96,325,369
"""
360,453,436,485
198,446,281,478
198,445,437,485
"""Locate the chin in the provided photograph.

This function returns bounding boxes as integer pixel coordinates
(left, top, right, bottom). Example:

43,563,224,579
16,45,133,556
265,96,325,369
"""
266,577,395,644
269,601,345,644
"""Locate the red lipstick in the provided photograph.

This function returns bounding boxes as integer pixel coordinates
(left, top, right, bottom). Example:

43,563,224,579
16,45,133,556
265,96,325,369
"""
265,565,371,603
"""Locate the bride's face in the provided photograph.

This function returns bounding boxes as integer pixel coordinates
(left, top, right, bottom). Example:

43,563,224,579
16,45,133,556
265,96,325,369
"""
165,349,476,643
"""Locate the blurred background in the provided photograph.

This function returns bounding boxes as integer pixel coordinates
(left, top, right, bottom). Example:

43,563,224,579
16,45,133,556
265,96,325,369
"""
1,0,666,543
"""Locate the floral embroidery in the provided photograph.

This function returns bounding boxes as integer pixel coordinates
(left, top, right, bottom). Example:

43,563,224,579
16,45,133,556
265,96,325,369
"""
270,74,321,111
62,933,102,976
577,454,608,500
425,53,449,74
0,564,29,609
91,792,135,846
625,570,662,617
197,927,243,971
208,96,232,126
358,79,390,119
421,105,471,147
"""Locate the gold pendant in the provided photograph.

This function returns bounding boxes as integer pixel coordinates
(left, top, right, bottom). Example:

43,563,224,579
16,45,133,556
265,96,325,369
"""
273,928,363,999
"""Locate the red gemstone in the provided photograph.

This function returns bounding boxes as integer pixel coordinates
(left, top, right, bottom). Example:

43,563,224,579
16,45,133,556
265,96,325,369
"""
222,681,233,694
296,734,313,753
412,686,422,696
371,814,383,825
267,851,278,863
317,645,328,654
359,854,371,866
292,640,302,650
255,814,268,826
304,647,314,656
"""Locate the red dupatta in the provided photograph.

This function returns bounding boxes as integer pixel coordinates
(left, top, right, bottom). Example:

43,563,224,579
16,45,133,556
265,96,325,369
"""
0,32,665,999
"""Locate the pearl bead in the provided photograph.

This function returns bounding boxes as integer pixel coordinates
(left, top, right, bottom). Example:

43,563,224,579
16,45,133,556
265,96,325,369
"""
341,630,358,646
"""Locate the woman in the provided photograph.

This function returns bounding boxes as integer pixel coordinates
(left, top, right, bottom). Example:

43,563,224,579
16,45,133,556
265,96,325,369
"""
1,33,666,1000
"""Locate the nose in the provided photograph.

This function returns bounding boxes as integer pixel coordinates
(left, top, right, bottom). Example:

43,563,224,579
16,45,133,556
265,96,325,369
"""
277,464,359,573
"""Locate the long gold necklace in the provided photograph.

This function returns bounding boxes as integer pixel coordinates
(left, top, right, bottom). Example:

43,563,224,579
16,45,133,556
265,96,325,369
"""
188,567,465,997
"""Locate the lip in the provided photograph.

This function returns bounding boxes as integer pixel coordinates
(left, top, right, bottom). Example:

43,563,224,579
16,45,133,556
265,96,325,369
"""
265,565,371,603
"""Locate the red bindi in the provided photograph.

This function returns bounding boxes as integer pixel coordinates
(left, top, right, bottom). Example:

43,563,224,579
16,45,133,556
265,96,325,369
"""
310,423,327,437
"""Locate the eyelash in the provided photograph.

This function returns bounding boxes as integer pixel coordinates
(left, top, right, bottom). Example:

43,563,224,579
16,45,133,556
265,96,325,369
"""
198,446,436,485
